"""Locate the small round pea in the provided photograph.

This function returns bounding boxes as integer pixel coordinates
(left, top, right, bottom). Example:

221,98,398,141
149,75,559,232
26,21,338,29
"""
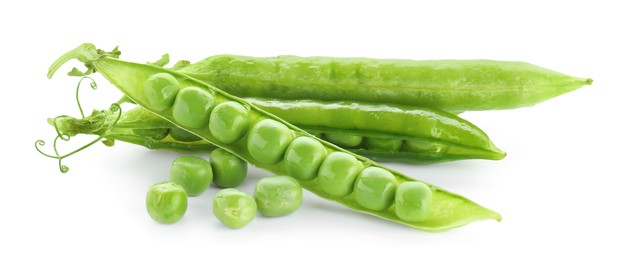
317,152,363,197
209,102,251,144
145,181,187,224
353,167,398,211
284,136,327,181
133,128,169,141
324,133,363,147
172,86,215,129
170,156,213,196
144,73,179,112
169,127,202,142
247,119,293,164
366,137,403,152
210,148,247,188
395,182,433,222
212,188,257,229
254,176,303,217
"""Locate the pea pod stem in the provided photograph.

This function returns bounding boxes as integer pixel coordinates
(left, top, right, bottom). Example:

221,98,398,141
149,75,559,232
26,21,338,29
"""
45,43,501,232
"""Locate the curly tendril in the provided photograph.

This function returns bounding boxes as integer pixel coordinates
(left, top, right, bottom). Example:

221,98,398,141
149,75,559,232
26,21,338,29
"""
36,77,121,173
76,77,97,118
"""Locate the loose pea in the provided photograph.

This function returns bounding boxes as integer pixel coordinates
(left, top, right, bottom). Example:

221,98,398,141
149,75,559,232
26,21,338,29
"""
169,127,202,142
254,176,302,217
324,133,363,147
354,167,398,211
145,181,187,224
247,119,293,164
366,137,403,152
170,156,213,196
317,152,363,197
284,136,327,181
133,128,169,141
212,188,257,229
210,148,247,188
144,73,179,112
209,101,250,144
172,86,215,128
395,182,433,222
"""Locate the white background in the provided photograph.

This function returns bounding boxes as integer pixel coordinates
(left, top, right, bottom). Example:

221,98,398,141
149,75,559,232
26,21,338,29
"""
1,0,624,259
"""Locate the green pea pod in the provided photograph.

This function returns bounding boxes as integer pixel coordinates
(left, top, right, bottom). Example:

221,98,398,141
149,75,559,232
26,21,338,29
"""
54,98,505,164
177,54,591,111
47,43,501,232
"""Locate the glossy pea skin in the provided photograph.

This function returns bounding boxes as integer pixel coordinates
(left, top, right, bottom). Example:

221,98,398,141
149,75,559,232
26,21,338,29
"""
366,137,403,152
318,152,363,197
354,167,398,211
395,182,433,222
284,136,327,181
210,148,247,188
404,140,448,154
247,119,293,164
209,101,251,144
212,188,257,229
324,133,363,147
254,176,303,217
169,127,202,142
146,181,188,224
172,86,215,128
144,73,179,112
132,128,169,141
170,156,213,196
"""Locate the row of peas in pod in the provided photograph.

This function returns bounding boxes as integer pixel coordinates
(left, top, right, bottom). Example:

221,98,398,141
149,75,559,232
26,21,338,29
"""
146,150,303,228
144,72,434,225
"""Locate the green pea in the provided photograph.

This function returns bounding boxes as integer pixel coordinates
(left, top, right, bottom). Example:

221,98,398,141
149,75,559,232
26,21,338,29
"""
324,133,363,147
284,136,327,181
170,156,213,196
404,140,448,154
144,73,179,112
353,167,398,211
366,137,403,152
317,152,363,197
395,182,432,222
172,86,215,128
145,181,187,224
209,101,251,144
210,148,247,188
132,128,169,141
247,119,293,164
212,188,257,229
169,127,202,142
254,176,303,217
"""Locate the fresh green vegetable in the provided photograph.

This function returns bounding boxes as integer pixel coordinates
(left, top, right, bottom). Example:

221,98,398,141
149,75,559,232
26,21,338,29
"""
145,181,188,224
170,156,213,196
317,152,363,197
324,133,363,148
284,136,327,181
46,43,502,231
395,182,432,222
353,167,398,211
254,176,303,217
178,54,592,111
210,148,247,188
212,188,257,228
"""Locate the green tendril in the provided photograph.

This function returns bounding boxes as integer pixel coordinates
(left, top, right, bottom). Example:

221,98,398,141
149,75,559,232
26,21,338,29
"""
76,77,97,118
35,104,122,173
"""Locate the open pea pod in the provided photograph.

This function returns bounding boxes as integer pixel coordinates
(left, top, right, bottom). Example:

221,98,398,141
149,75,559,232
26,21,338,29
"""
47,43,501,232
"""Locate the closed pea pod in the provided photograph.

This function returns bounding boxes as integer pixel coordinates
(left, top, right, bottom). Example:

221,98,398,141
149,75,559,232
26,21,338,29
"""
179,54,592,111
48,44,502,232
324,133,363,148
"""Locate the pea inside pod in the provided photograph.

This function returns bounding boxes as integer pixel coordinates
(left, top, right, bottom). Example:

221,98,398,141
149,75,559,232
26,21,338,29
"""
353,167,398,211
317,152,363,197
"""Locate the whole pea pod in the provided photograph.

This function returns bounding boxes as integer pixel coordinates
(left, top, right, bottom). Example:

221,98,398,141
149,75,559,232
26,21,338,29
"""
52,98,506,164
47,43,501,231
177,54,592,111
